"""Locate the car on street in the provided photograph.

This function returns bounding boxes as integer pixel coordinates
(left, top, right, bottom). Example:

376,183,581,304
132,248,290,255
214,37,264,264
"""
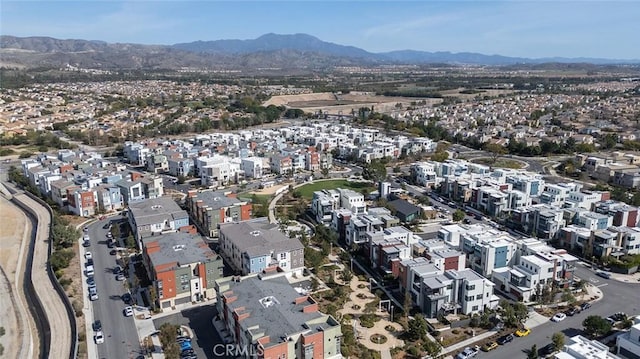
551,313,567,322
481,341,498,352
122,292,133,304
103,222,110,229
84,251,92,260
82,240,90,247
86,258,94,266
515,328,531,337
113,265,122,274
497,333,514,345
580,302,592,310
92,320,102,332
116,273,126,281
89,291,99,301
455,346,479,359
566,306,581,316
596,271,611,279
94,331,104,344
86,265,95,276
87,276,95,286
109,249,117,255
123,306,134,317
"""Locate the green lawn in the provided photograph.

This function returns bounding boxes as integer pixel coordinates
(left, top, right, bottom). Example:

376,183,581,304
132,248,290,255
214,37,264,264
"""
295,179,375,199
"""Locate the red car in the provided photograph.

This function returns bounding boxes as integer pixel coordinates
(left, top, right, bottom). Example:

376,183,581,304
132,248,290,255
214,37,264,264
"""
99,215,106,220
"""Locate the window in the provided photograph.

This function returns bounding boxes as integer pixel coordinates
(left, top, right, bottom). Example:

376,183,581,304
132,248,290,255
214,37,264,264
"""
472,305,479,311
476,294,482,300
304,344,314,359
280,252,286,260
466,284,475,291
548,268,553,273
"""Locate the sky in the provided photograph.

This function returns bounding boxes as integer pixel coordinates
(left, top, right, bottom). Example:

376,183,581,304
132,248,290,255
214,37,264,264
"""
1,0,639,60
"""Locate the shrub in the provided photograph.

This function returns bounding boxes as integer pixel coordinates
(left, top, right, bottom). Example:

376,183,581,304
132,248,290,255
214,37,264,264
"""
50,250,74,272
452,329,461,335
72,300,83,317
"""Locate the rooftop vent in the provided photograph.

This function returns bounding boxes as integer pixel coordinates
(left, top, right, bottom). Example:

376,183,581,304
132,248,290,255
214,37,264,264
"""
151,205,163,210
173,244,186,251
214,197,220,201
250,230,261,237
259,295,280,308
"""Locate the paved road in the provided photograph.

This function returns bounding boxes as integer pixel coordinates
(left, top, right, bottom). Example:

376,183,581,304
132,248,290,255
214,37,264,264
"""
84,217,142,359
489,264,640,359
153,304,232,359
12,192,72,359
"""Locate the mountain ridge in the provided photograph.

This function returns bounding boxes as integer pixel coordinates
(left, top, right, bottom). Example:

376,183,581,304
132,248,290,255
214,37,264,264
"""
1,33,638,70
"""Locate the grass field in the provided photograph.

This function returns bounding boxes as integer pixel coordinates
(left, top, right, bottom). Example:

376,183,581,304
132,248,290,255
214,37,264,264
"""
295,179,374,199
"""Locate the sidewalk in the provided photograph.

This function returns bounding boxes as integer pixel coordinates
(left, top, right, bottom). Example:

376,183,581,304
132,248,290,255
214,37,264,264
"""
440,330,498,355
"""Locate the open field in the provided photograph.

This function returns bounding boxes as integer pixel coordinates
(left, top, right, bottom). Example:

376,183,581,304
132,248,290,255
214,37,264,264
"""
263,92,441,115
295,179,374,199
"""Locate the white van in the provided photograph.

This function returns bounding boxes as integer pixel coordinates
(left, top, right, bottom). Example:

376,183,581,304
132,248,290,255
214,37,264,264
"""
86,265,95,276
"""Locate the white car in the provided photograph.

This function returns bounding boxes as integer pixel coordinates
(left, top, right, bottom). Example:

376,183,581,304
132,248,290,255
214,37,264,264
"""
94,331,104,344
84,251,92,260
89,292,99,301
551,313,567,322
123,306,134,317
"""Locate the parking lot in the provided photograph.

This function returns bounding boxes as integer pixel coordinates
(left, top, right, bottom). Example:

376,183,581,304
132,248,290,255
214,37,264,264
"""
153,304,232,359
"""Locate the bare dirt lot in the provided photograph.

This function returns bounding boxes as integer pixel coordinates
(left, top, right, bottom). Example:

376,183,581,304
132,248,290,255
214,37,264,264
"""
263,92,442,115
0,196,33,359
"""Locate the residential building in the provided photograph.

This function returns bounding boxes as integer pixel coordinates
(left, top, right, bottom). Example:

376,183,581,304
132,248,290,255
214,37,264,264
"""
128,197,190,246
241,157,264,179
186,190,252,238
387,199,422,223
168,157,194,178
617,314,640,359
142,232,223,310
218,218,304,275
420,269,498,318
555,335,621,359
215,275,342,359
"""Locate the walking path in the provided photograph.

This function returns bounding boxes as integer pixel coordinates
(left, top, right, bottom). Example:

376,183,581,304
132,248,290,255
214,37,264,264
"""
12,191,72,359
337,276,404,358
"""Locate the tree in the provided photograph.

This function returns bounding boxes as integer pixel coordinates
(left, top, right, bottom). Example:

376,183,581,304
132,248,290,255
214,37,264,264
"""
583,315,612,337
430,151,449,162
422,339,442,358
407,314,428,341
321,167,330,178
552,332,565,351
452,209,465,222
528,344,538,359
362,160,387,183
484,143,508,164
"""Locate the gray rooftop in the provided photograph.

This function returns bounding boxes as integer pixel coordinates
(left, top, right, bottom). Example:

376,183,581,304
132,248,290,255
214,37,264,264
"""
219,218,303,257
143,232,219,270
129,197,188,226
223,276,335,348
194,190,242,210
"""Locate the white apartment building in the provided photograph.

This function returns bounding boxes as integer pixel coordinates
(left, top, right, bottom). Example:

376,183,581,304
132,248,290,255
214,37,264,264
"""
556,335,622,359
411,161,438,187
564,190,606,210
617,315,640,359
339,188,366,214
240,157,264,179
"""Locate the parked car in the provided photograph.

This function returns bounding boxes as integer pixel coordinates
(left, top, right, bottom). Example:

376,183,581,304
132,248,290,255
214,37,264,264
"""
94,331,104,344
86,258,94,267
84,251,92,260
566,306,581,316
551,313,567,322
86,265,95,276
455,346,479,359
92,320,102,332
596,271,611,279
116,273,126,281
123,306,134,317
122,292,133,304
89,291,99,301
481,341,498,352
82,240,90,248
580,302,592,310
86,276,95,286
103,222,110,229
497,333,514,345
515,328,531,337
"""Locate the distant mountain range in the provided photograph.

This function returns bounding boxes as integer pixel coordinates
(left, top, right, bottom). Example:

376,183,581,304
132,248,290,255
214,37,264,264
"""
1,33,638,70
